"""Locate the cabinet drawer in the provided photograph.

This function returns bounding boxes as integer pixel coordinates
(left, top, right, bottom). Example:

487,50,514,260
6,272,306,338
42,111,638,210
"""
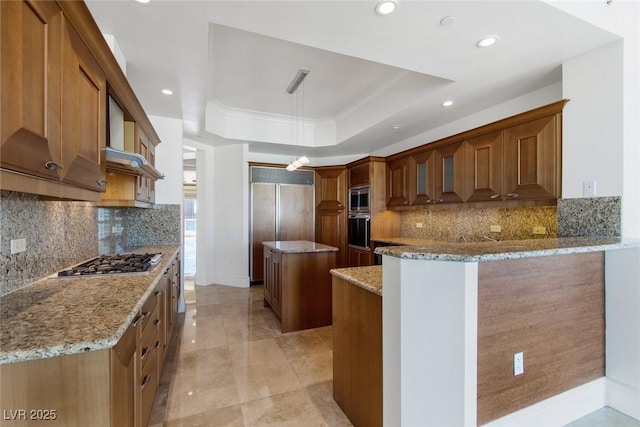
139,306,159,372
139,288,159,336
139,341,159,427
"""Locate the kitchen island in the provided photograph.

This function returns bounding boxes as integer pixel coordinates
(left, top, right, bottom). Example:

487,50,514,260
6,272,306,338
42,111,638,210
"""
0,244,181,427
331,237,640,427
262,240,338,332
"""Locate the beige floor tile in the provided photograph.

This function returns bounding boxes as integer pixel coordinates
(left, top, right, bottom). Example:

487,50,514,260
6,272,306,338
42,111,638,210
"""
289,350,333,387
164,404,245,427
240,389,326,427
232,355,302,403
306,381,353,427
224,323,278,347
275,329,332,360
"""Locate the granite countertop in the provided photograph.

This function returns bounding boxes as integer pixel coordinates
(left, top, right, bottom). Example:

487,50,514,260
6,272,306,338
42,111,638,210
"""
330,266,383,296
375,236,640,262
263,240,338,253
0,244,181,364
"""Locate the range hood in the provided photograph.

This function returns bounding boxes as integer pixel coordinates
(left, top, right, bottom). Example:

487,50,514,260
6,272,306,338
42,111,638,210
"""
105,147,163,180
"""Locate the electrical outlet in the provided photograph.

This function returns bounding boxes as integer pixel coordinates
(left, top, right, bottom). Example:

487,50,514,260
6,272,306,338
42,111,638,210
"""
416,223,423,228
514,352,524,376
533,226,546,235
583,180,597,197
490,225,502,233
10,238,26,254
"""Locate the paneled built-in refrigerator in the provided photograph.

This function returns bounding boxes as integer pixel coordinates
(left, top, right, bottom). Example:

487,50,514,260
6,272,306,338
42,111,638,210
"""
250,166,315,283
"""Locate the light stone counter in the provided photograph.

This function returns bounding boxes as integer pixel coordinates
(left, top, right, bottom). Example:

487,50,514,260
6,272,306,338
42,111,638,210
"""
375,236,640,262
0,244,181,364
330,266,383,296
263,240,338,253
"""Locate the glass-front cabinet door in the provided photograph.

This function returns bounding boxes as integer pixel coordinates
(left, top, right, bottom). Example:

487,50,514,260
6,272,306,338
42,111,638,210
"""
434,141,465,204
411,150,436,205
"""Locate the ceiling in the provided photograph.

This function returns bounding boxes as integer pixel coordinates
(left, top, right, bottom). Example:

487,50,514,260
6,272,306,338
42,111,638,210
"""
86,0,619,162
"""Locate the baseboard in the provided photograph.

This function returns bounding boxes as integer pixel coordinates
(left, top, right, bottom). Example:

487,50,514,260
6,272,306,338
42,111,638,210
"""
482,378,607,427
213,273,250,288
607,378,640,420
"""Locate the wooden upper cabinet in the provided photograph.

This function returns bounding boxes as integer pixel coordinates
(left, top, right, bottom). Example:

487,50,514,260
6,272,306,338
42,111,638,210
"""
386,156,411,207
60,16,107,192
315,166,347,211
1,1,64,181
463,131,504,202
504,115,559,201
433,141,465,204
349,163,370,187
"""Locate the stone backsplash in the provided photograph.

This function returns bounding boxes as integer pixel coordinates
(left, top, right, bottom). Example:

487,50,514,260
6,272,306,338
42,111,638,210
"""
400,205,558,242
400,197,622,242
557,196,621,237
97,205,181,254
1,191,98,295
1,190,181,296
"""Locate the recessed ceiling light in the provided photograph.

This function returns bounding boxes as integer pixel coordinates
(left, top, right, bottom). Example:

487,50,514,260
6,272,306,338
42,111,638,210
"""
161,89,173,95
391,124,402,130
440,16,456,26
375,0,398,16
135,0,150,3
442,100,454,107
476,36,499,48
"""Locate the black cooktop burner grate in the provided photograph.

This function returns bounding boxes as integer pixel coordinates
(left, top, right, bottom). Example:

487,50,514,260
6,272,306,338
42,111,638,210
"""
57,253,162,277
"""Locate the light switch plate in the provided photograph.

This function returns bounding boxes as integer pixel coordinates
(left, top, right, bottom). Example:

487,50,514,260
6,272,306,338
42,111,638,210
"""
11,238,26,254
514,352,524,376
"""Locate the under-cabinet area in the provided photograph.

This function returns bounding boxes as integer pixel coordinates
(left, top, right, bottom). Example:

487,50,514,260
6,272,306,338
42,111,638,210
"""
0,246,181,427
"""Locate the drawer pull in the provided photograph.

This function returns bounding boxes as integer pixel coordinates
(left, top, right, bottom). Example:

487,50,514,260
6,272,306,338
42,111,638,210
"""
132,314,142,328
141,346,151,360
97,179,107,187
154,319,161,326
141,374,151,390
155,340,160,349
506,193,519,198
490,193,501,199
155,290,161,296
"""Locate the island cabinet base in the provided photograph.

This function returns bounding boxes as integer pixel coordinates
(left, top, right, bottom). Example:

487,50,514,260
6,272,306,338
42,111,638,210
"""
264,249,336,333
477,251,605,425
332,276,382,427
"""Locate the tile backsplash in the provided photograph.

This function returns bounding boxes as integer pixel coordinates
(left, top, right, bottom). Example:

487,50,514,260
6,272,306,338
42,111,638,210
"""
1,190,181,296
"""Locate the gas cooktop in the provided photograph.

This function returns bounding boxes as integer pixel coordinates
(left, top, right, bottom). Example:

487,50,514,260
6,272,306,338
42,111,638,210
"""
56,253,163,277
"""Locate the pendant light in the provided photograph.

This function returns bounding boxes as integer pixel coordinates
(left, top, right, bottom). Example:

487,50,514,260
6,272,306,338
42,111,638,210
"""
286,68,310,171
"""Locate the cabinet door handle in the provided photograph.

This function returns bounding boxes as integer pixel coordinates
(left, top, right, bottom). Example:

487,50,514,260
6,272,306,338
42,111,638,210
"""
141,346,151,360
141,374,151,390
155,340,160,349
97,179,107,187
155,290,161,296
403,200,409,204
490,194,501,199
506,193,519,198
154,319,161,326
44,161,63,171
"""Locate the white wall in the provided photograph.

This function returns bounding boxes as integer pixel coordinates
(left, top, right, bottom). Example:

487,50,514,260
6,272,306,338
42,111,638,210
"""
212,144,250,287
151,115,184,205
562,41,624,199
548,0,640,237
195,143,216,286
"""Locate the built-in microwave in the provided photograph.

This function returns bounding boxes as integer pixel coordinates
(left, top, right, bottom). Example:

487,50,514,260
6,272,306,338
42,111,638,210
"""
348,214,371,249
349,185,370,214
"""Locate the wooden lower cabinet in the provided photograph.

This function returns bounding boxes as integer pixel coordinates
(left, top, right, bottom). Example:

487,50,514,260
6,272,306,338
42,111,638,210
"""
0,253,181,427
348,246,372,267
332,276,382,427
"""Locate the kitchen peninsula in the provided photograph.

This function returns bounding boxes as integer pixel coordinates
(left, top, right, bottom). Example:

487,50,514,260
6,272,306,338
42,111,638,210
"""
262,240,337,332
331,237,640,427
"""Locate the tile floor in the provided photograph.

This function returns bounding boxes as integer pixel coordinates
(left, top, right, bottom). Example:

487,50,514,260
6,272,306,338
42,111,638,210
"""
148,283,352,426
149,283,639,427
